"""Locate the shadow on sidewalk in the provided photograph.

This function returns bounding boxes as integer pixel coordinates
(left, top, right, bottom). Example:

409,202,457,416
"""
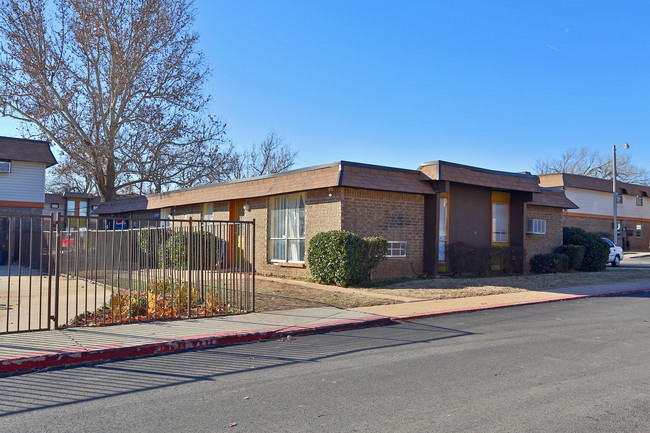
0,321,474,416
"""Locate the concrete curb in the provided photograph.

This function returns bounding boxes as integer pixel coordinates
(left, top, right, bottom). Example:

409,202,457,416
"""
2,286,649,376
0,315,392,376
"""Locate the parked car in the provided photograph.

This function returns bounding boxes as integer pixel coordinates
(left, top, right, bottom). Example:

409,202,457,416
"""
602,237,624,267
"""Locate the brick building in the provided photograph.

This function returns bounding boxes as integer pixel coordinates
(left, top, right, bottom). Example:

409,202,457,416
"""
538,173,650,251
94,160,576,279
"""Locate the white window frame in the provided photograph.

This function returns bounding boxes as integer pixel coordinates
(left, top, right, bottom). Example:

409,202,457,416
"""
386,241,407,258
269,193,306,263
637,196,643,206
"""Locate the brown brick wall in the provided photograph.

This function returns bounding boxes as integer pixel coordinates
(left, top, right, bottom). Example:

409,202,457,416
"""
524,205,563,272
240,189,341,278
341,187,424,280
142,187,428,281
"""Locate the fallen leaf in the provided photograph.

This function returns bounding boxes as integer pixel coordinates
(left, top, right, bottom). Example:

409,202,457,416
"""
243,396,250,400
229,422,238,427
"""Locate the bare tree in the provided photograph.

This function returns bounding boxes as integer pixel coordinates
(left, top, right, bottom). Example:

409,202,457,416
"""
0,0,231,201
232,131,298,179
46,152,97,194
535,147,650,185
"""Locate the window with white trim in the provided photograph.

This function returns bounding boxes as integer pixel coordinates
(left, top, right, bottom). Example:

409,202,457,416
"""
269,194,305,262
637,196,643,206
492,202,509,243
386,241,407,257
637,222,643,238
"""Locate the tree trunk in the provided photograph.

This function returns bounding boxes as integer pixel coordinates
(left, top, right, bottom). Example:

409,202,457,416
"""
103,158,117,202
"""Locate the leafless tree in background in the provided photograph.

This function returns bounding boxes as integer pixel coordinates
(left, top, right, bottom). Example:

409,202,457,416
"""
232,131,298,179
534,147,650,184
0,0,231,201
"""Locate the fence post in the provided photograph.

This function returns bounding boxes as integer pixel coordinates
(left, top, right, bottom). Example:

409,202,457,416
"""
252,219,256,312
188,217,192,318
53,214,62,329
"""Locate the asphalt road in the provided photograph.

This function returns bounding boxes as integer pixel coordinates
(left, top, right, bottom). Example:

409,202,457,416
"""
1,292,650,432
619,255,650,269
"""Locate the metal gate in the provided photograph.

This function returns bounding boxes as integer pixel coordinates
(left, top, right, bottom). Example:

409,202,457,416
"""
0,214,255,334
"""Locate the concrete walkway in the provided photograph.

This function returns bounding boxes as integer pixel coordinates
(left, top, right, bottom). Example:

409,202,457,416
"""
2,278,649,375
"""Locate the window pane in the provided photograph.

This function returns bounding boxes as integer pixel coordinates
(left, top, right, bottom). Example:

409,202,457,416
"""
439,197,448,262
79,200,88,217
299,196,306,238
66,200,75,216
288,239,304,262
492,202,509,243
271,239,286,261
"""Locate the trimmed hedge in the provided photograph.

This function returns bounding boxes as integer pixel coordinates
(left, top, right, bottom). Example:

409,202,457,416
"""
530,253,569,273
562,227,609,272
160,230,220,269
307,231,387,286
448,243,524,276
553,245,585,270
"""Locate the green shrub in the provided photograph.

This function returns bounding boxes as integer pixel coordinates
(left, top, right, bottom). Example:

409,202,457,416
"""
562,227,609,272
553,245,585,270
364,236,388,279
307,231,388,286
138,227,166,267
530,253,568,273
552,253,569,273
160,230,220,269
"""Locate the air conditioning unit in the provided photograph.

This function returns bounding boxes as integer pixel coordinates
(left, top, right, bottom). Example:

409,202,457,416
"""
527,219,547,234
0,161,11,173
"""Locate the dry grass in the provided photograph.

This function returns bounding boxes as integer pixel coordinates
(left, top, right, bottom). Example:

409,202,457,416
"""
358,268,650,300
254,267,650,311
254,279,397,312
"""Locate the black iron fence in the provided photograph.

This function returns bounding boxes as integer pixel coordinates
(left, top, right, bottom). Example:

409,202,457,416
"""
0,214,255,334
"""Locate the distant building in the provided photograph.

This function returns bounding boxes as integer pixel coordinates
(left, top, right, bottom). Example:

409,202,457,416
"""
44,192,101,230
538,173,650,250
0,136,57,217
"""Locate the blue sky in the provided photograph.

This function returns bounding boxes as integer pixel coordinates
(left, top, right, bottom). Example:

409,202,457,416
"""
2,0,649,174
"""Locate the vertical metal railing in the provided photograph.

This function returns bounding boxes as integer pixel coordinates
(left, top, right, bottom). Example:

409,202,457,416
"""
0,214,255,334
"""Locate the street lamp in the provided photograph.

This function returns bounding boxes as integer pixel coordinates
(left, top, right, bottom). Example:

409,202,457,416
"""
613,142,630,245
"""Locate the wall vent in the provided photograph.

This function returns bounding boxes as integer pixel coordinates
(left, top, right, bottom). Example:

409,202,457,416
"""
0,161,11,173
526,219,547,235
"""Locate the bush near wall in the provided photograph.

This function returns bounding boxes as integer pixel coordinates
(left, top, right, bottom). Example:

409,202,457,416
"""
160,231,221,269
563,227,609,272
307,231,388,286
448,242,524,276
553,245,585,270
530,253,569,273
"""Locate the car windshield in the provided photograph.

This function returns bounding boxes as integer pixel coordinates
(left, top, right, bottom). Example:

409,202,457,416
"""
603,238,615,247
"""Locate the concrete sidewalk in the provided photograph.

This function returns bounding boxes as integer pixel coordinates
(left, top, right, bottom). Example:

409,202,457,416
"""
2,279,649,376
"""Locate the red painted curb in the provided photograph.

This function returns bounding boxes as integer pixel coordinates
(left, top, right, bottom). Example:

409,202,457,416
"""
2,287,647,376
0,316,392,376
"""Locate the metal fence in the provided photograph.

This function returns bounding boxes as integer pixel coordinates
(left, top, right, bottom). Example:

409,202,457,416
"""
0,214,255,334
